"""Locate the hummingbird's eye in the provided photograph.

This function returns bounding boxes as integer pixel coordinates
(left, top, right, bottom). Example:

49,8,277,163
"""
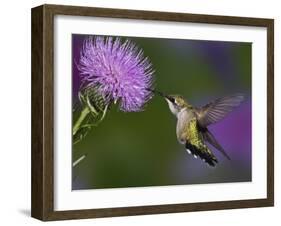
169,97,175,103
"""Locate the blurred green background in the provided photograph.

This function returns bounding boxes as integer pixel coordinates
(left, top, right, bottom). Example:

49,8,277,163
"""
72,35,252,190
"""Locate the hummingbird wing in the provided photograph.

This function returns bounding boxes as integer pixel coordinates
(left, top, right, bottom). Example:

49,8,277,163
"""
185,118,218,166
195,94,244,128
200,128,231,160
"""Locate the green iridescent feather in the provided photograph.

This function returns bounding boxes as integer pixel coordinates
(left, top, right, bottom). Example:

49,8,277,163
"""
186,118,217,162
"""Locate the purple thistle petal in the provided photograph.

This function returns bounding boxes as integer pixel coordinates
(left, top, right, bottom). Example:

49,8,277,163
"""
78,36,154,112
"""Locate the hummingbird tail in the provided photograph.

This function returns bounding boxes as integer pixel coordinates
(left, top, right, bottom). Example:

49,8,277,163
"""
185,142,218,167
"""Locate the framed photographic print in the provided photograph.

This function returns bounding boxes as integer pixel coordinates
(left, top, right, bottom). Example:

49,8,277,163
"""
31,4,274,221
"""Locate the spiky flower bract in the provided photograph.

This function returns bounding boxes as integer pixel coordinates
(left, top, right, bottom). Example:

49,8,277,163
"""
78,36,154,112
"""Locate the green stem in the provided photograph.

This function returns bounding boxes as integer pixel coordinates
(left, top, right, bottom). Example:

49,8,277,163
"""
73,106,90,136
73,154,87,167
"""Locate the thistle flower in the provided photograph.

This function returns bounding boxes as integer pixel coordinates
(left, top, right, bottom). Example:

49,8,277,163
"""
78,36,154,112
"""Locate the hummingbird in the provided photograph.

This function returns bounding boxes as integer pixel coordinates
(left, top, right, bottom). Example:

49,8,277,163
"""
151,89,244,167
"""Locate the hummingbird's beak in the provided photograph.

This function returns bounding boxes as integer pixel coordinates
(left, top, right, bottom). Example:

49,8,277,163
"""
147,88,167,98
147,88,174,103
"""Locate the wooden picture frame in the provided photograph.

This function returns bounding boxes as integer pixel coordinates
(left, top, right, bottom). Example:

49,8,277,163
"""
31,4,274,221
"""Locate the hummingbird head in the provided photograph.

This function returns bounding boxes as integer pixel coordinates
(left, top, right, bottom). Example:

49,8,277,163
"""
164,95,189,116
149,89,189,116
